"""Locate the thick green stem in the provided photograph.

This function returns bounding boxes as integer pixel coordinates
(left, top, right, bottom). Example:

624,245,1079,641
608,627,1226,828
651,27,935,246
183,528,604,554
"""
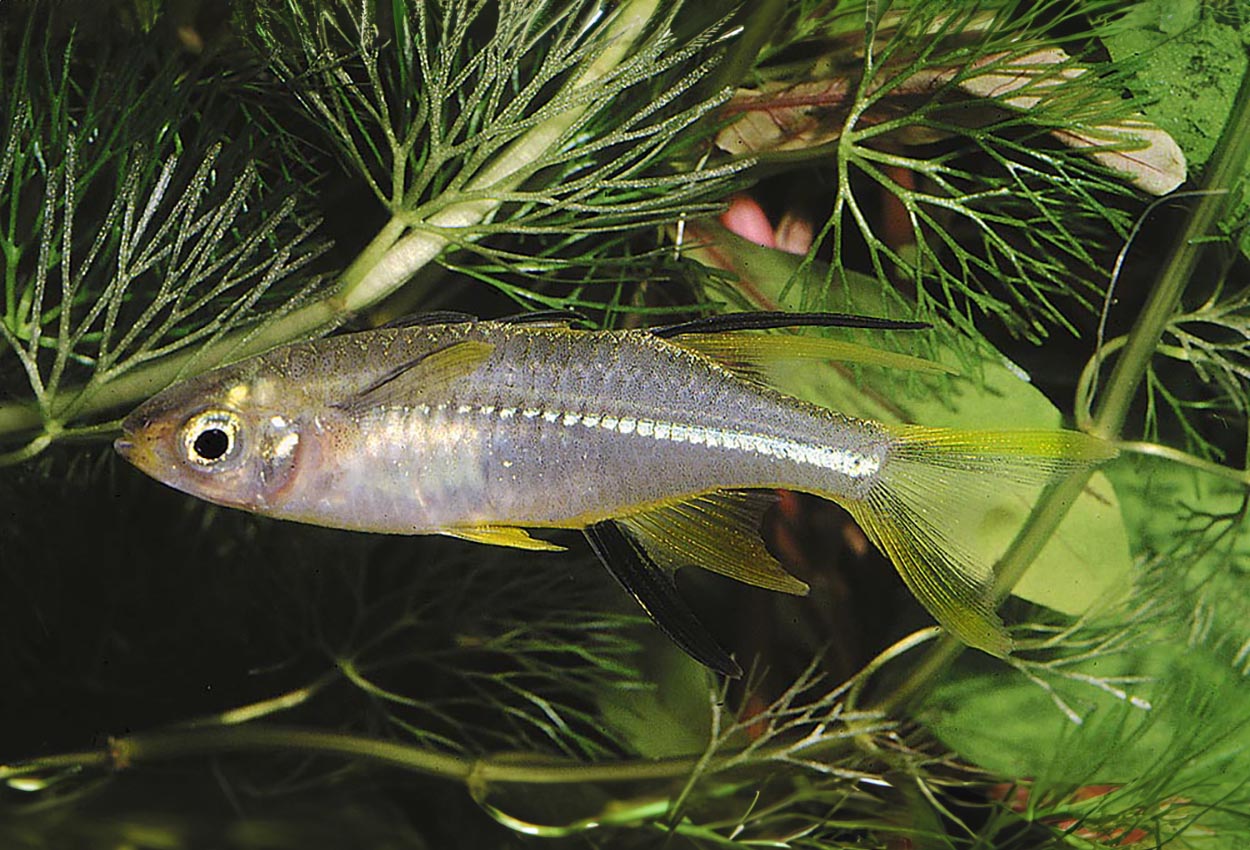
1091,75,1250,440
0,722,741,788
879,66,1250,714
0,0,662,448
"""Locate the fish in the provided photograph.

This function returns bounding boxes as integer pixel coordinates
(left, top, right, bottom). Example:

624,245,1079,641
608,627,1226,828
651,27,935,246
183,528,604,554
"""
115,312,1115,676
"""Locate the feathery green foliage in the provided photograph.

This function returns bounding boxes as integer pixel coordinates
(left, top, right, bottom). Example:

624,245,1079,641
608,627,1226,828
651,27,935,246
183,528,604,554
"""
0,14,331,462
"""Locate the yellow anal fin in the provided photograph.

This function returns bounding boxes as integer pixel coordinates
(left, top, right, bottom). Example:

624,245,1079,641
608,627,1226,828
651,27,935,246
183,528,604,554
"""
671,332,955,379
618,491,809,596
842,427,1117,656
345,340,496,410
443,526,567,552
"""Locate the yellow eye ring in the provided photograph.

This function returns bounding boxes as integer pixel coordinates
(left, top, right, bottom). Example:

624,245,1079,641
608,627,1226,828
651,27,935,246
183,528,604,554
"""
183,410,242,466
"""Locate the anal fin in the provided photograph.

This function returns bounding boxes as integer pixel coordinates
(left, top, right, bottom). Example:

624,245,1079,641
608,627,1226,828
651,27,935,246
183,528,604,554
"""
585,520,741,678
618,491,809,596
443,526,567,552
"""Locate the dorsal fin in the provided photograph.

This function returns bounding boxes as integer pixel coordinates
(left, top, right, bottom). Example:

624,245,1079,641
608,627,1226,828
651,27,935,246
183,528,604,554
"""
378,310,479,329
492,308,587,327
335,340,495,412
379,309,586,330
650,311,929,337
670,332,955,380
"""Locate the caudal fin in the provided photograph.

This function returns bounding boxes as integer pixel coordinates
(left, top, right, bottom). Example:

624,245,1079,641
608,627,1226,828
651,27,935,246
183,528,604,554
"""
841,427,1117,655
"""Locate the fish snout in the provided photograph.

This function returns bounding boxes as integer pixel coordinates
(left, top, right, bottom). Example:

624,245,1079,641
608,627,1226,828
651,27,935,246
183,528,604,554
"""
114,408,176,472
120,407,159,437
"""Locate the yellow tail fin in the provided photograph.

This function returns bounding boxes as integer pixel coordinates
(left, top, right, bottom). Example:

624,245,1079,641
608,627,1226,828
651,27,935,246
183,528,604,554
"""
841,427,1116,655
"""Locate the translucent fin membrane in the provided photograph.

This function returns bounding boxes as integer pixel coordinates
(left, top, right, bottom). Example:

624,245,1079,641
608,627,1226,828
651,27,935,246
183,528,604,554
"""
619,491,809,595
844,427,1117,655
339,340,496,412
672,332,956,379
887,427,1118,476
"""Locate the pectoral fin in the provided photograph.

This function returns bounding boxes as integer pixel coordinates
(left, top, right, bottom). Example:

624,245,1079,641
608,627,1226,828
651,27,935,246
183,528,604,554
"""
585,520,741,678
443,526,567,552
619,491,809,595
340,340,496,411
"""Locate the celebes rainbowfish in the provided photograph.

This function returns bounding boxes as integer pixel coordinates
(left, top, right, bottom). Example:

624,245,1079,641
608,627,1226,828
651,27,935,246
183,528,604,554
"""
116,312,1114,676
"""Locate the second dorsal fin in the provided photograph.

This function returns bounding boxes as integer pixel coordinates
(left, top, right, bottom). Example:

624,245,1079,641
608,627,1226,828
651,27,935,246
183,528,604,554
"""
650,311,929,337
669,332,955,379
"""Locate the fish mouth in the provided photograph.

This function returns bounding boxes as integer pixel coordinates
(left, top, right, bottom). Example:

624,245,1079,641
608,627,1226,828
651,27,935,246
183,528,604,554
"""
113,415,165,471
115,415,140,461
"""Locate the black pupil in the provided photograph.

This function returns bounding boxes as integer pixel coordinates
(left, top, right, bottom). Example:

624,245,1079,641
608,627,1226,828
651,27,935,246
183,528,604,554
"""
193,427,231,461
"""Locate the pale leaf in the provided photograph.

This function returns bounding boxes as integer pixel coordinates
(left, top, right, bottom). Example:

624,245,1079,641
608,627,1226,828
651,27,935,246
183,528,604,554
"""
716,48,1186,196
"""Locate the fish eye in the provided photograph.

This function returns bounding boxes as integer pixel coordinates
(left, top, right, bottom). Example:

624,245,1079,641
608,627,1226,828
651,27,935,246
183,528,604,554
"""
182,410,243,467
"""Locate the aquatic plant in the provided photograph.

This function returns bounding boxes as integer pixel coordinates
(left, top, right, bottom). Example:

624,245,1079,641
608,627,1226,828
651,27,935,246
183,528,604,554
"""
2,1,1248,847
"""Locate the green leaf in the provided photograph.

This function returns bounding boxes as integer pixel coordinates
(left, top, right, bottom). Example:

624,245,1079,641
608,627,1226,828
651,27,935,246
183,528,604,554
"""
687,223,1133,618
1102,5,1250,258
1103,4,1249,169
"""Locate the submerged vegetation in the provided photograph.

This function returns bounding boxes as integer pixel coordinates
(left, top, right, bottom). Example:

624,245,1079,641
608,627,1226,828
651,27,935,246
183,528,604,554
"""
1,1,1248,848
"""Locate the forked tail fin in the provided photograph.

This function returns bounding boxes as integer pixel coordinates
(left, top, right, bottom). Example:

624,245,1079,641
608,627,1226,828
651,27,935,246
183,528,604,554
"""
840,427,1117,655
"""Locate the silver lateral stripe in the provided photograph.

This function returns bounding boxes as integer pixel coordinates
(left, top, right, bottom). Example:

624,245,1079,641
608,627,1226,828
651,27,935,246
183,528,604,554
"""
409,402,884,480
599,412,882,479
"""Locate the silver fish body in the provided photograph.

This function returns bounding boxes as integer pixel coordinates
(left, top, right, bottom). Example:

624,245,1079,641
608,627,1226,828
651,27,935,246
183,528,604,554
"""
259,324,890,533
117,316,1115,669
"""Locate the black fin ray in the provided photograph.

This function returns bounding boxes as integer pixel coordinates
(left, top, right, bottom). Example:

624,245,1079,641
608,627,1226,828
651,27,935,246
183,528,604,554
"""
650,311,930,338
379,309,587,330
379,310,480,329
584,520,741,678
493,308,588,327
